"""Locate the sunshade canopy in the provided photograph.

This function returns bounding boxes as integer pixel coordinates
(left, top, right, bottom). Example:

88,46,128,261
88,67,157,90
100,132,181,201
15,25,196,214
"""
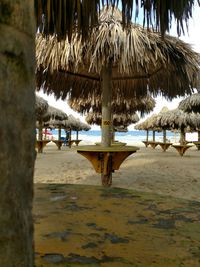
68,94,155,117
36,7,199,101
155,108,200,131
86,112,139,127
179,93,200,113
35,95,48,120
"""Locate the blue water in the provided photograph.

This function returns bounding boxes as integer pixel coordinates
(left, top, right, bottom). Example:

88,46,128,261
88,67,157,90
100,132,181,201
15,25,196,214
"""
49,129,179,144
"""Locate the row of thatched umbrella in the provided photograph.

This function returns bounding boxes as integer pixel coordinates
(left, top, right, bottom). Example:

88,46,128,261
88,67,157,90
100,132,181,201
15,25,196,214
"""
36,6,200,148
136,106,200,146
35,95,90,142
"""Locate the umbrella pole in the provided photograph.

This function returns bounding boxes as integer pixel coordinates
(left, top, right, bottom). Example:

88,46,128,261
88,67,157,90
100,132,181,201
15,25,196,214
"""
101,64,112,186
198,131,200,142
146,130,149,142
58,126,61,140
69,128,72,148
163,129,167,143
101,64,112,147
153,130,155,142
180,128,185,145
76,130,79,141
38,121,43,153
38,121,43,141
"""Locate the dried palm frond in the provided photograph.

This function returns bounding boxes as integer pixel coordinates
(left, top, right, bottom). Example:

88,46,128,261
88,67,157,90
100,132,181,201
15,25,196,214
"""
41,106,68,122
35,95,48,120
179,93,200,113
62,114,90,131
86,112,139,127
34,0,199,39
36,7,200,100
156,109,200,131
68,93,155,117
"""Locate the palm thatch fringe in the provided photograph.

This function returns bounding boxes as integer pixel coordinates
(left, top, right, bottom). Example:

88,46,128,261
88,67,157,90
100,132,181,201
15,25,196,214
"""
86,112,139,127
155,109,200,131
68,94,155,117
36,7,200,100
34,0,199,39
179,93,200,113
35,95,48,120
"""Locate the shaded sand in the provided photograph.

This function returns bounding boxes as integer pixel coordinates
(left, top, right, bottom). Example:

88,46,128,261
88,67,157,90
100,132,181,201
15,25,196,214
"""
34,141,200,201
34,184,200,267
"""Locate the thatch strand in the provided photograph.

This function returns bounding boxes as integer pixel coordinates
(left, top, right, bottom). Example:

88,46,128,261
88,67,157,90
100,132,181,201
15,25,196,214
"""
86,112,139,127
36,7,200,100
155,109,200,131
68,93,155,117
34,0,199,39
179,93,200,113
35,95,48,120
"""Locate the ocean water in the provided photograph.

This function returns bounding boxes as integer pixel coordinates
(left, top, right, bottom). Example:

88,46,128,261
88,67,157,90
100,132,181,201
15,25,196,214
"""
49,130,183,144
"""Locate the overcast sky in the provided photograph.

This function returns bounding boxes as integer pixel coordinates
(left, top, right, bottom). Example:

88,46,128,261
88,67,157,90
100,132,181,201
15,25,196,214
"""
38,5,200,130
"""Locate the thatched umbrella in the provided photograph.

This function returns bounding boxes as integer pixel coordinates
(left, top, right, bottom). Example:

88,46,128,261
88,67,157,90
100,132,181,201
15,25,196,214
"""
68,94,156,117
86,112,139,127
36,7,199,148
86,112,138,143
62,115,80,145
155,109,200,145
135,113,162,146
179,93,200,113
37,106,68,141
35,1,198,40
148,107,169,144
35,95,49,120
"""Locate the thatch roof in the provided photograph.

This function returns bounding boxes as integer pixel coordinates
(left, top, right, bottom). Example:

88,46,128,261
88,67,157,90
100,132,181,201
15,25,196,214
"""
36,7,199,101
43,119,65,129
62,115,90,131
35,95,48,119
35,1,198,39
42,106,68,121
179,93,200,113
155,108,200,130
114,126,128,132
86,112,139,127
135,107,168,131
68,94,155,117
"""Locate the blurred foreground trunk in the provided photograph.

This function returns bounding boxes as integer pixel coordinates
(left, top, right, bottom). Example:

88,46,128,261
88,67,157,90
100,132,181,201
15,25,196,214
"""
0,1,35,266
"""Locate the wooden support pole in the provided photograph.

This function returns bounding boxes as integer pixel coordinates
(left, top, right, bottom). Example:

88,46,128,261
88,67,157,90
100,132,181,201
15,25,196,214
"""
146,130,149,142
58,126,61,140
38,121,43,141
153,130,155,142
101,64,112,147
180,128,185,145
163,129,167,143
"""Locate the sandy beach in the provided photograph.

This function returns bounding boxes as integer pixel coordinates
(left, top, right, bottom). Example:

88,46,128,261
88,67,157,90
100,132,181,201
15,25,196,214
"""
34,140,200,201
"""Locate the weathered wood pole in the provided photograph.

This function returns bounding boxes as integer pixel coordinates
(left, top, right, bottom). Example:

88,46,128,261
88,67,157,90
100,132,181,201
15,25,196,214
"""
76,130,79,141
198,131,200,142
101,64,112,147
152,130,155,141
163,129,167,143
58,126,61,140
180,127,186,144
38,121,43,141
146,130,149,142
0,1,35,266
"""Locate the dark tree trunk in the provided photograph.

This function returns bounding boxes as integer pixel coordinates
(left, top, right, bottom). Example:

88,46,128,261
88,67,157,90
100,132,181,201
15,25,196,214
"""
0,1,35,266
